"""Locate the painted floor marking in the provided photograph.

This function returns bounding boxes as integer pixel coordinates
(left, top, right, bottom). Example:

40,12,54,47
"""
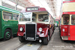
18,43,40,50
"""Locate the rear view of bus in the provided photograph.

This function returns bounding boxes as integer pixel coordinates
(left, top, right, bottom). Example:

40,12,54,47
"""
60,0,75,41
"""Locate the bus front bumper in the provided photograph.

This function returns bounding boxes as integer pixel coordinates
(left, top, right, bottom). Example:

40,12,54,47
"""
61,36,68,40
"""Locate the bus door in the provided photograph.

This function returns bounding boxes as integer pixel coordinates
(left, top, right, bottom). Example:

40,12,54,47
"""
61,14,70,37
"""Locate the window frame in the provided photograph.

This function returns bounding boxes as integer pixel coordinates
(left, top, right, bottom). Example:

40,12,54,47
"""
71,14,75,25
19,12,32,22
13,13,19,21
3,11,12,20
62,14,70,25
38,14,49,22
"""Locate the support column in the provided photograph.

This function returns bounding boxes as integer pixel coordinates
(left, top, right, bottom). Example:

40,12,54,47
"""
0,0,2,6
15,0,19,10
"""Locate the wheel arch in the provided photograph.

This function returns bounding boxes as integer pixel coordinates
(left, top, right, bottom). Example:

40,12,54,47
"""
43,28,49,37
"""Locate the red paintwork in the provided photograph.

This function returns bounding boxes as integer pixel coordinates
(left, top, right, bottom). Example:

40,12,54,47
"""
17,32,24,36
37,23,50,32
37,23,50,37
17,24,25,36
60,0,75,41
63,12,75,14
17,23,54,37
60,25,75,40
68,25,75,40
37,28,49,37
18,24,25,32
61,25,69,36
63,0,75,3
26,7,46,12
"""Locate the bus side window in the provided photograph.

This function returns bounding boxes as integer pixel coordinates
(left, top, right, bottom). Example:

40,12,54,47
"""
71,15,75,25
63,17,69,24
38,14,48,22
63,14,69,25
3,12,12,20
13,14,19,20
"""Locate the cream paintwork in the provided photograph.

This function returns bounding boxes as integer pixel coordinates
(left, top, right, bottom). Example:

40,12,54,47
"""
19,21,32,24
70,15,71,25
61,16,63,25
19,12,52,24
63,2,75,12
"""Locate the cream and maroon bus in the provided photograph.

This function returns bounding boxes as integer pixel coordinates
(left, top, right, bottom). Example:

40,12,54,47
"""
17,7,55,45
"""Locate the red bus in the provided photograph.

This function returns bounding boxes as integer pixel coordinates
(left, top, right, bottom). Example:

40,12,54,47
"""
59,0,75,41
17,7,55,45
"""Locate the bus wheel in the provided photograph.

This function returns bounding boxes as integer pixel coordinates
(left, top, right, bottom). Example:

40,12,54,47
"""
19,36,25,42
42,36,49,45
4,29,12,40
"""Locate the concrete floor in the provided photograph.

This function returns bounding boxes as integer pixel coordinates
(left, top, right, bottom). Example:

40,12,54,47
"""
0,36,41,50
0,37,24,50
0,27,75,50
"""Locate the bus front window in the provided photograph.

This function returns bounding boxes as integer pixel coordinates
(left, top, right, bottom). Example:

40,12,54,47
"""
38,14,48,22
63,14,69,25
71,15,75,25
19,12,32,21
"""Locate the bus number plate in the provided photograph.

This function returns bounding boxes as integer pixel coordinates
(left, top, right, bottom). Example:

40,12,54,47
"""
27,37,34,40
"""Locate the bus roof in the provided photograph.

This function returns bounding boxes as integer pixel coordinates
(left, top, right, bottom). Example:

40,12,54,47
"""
0,6,20,14
63,0,75,3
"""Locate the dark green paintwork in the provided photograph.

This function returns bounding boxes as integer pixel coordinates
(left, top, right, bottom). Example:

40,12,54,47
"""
0,6,20,39
55,21,59,26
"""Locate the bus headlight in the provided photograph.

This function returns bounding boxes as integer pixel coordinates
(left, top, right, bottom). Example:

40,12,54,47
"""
39,28,42,32
20,27,23,31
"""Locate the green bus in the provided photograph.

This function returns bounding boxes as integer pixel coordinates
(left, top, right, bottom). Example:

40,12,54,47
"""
55,21,59,27
0,6,20,40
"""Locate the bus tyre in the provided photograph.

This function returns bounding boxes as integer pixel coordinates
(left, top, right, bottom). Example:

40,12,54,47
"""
19,36,25,42
4,29,12,40
42,37,48,45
